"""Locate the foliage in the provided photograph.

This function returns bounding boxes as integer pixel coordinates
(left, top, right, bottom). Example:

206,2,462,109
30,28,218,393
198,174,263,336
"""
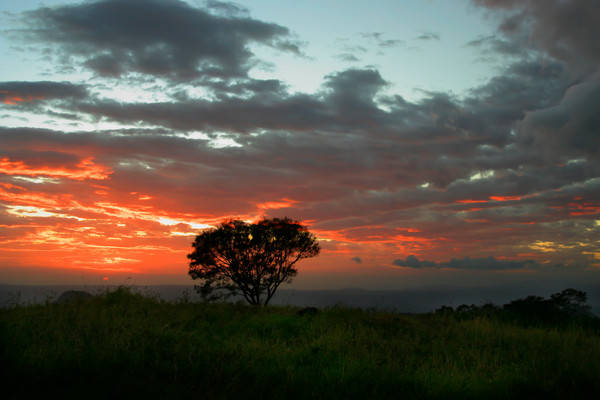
187,217,320,306
435,288,597,327
1,286,599,400
550,288,591,315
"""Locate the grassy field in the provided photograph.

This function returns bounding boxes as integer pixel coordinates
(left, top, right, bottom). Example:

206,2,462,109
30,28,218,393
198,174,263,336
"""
1,286,599,399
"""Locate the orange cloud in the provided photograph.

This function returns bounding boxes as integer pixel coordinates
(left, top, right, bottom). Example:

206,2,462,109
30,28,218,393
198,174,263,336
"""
0,182,78,209
0,157,112,180
569,201,599,216
456,199,487,204
489,195,522,202
256,198,298,210
130,192,153,200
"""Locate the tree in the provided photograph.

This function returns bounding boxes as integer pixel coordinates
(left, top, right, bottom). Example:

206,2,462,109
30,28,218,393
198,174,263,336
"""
187,217,320,306
550,288,591,316
503,289,593,325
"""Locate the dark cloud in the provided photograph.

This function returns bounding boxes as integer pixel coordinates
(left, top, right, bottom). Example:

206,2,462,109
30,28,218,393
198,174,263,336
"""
205,0,250,17
75,93,330,134
7,58,594,203
332,41,367,63
471,0,600,160
465,35,530,59
324,68,388,104
394,255,550,270
0,150,80,169
360,32,405,48
61,68,391,135
17,0,301,81
334,53,361,63
415,31,440,41
473,0,600,70
393,255,436,269
443,256,540,270
519,75,600,160
350,257,362,264
0,81,88,105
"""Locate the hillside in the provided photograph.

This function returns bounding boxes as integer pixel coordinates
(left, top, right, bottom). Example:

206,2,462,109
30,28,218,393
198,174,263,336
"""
1,286,599,399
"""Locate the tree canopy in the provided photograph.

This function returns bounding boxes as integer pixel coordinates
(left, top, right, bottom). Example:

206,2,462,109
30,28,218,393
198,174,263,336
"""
436,288,595,326
187,217,320,306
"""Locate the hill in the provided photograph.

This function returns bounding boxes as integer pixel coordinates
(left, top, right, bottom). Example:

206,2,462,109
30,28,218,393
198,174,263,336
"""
2,283,600,315
1,286,599,399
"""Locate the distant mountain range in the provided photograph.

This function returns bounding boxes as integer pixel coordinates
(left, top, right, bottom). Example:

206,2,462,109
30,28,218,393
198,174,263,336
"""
2,283,599,315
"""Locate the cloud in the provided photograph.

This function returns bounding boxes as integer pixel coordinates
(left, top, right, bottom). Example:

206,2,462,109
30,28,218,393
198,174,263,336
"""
394,255,560,270
334,53,361,63
360,32,405,48
441,256,540,270
393,255,436,269
75,93,330,134
415,31,440,41
0,0,599,277
471,0,600,160
205,0,250,17
16,0,301,81
53,68,392,135
0,155,111,181
0,81,88,106
519,74,600,160
473,0,600,68
324,68,388,104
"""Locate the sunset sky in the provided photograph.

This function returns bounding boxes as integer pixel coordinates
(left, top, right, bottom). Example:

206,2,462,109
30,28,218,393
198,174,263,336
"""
0,0,598,289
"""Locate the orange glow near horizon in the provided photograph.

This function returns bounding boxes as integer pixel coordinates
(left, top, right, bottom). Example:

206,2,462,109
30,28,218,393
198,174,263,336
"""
0,175,217,281
0,156,596,285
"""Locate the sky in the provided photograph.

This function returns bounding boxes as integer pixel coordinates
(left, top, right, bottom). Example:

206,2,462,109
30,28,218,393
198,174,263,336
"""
0,0,598,290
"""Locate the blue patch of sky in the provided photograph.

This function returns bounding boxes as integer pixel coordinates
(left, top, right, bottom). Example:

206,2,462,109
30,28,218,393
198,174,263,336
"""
1,0,500,102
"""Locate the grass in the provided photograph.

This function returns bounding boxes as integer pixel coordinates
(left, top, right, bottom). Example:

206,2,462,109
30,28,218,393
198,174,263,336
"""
1,286,599,399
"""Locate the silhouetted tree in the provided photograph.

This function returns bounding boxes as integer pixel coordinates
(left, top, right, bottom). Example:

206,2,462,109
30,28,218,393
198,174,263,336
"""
433,288,596,327
187,217,320,306
503,289,593,325
504,295,555,324
550,288,591,316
